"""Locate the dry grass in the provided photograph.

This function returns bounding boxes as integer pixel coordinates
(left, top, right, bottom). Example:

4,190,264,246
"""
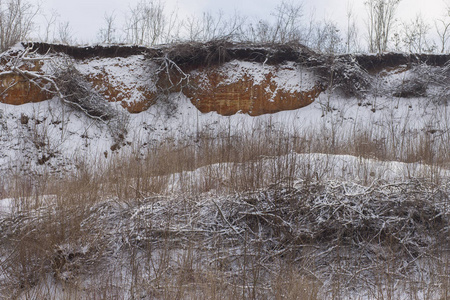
1,99,450,299
1,176,449,299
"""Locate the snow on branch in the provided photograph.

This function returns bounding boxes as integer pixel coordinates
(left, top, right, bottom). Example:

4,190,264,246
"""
0,44,129,143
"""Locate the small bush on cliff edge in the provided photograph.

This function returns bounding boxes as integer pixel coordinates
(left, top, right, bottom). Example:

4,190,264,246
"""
311,54,371,98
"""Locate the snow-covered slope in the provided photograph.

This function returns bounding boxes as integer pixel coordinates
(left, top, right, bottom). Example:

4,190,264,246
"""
1,43,450,299
1,90,448,182
0,43,449,184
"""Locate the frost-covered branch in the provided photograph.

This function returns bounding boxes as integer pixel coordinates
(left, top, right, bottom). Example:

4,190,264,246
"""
0,45,129,143
154,54,190,90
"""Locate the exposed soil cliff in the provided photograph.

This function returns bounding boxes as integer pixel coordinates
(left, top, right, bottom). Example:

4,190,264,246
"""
183,62,324,116
0,74,52,105
0,53,53,105
1,42,449,115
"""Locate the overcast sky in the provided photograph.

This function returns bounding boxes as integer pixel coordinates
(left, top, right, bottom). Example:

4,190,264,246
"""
37,0,450,44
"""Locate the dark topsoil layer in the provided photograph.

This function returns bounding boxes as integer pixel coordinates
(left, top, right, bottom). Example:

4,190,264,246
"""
24,41,450,73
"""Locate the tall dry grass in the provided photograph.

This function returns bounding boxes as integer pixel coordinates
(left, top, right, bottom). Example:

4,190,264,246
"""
1,99,450,299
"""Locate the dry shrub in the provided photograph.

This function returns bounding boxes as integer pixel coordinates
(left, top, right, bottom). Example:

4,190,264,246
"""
391,61,450,103
55,66,113,121
1,121,450,298
0,204,104,295
393,78,427,98
393,63,430,98
2,178,445,298
2,41,450,299
431,60,450,104
271,269,320,300
317,55,371,97
53,61,129,144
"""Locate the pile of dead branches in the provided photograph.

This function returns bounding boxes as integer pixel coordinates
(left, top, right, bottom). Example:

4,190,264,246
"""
115,179,449,274
54,64,114,121
231,180,448,254
53,63,129,143
118,179,449,296
0,179,448,297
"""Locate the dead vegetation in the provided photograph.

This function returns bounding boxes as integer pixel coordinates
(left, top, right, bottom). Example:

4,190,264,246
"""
0,45,129,146
1,42,450,298
23,41,450,100
54,64,115,122
1,105,450,298
0,179,448,298
52,61,129,144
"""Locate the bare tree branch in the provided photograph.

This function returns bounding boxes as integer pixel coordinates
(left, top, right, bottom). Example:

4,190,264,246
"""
0,0,39,51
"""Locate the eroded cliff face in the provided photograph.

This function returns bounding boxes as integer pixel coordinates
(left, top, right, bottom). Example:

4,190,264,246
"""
184,61,323,116
0,57,53,105
1,42,449,116
0,56,323,116
0,74,52,105
0,43,326,116
76,56,158,113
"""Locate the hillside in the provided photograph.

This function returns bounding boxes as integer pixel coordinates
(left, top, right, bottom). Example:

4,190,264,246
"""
0,42,449,299
1,41,449,175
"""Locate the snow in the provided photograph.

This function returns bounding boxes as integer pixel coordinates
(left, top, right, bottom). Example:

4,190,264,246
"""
0,49,449,298
0,98,113,176
75,55,159,106
0,197,11,215
1,85,448,181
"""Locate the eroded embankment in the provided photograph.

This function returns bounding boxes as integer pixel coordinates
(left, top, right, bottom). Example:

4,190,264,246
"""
0,42,327,115
2,42,446,116
0,41,450,116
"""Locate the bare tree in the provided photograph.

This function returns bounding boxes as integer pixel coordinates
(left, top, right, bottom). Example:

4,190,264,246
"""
313,19,343,54
301,8,317,47
98,11,118,44
401,14,431,53
271,0,304,43
0,0,39,51
391,31,402,51
243,19,271,43
200,11,225,41
345,2,359,53
365,0,401,53
125,0,166,46
163,5,182,43
182,10,244,42
242,1,304,44
40,9,59,42
183,14,202,41
57,21,74,45
435,4,450,53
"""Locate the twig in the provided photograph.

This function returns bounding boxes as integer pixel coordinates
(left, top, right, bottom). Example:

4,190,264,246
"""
211,199,243,238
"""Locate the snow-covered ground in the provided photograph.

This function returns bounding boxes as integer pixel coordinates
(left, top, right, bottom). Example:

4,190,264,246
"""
0,197,11,215
1,45,448,181
1,87,448,181
0,47,449,299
